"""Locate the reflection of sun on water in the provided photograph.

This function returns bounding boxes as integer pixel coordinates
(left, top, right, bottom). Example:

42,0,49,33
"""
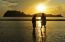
36,17,41,37
37,17,41,27
37,17,46,42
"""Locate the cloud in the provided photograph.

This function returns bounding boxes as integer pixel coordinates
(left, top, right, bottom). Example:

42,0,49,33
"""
2,0,19,3
46,0,65,5
0,0,19,16
0,0,18,9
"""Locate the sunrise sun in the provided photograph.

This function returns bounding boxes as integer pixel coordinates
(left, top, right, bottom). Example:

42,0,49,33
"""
36,3,47,13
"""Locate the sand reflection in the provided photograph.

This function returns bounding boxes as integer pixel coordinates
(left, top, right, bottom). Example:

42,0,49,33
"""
32,17,46,42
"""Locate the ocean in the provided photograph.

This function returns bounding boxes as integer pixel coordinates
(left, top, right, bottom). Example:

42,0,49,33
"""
0,17,65,42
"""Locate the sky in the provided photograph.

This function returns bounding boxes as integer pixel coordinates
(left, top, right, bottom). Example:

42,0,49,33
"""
0,0,65,16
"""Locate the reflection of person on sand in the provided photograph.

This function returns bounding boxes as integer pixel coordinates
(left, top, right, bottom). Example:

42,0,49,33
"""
41,13,46,28
32,14,36,29
32,27,36,42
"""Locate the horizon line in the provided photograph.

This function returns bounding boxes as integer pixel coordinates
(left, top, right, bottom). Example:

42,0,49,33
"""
0,19,65,21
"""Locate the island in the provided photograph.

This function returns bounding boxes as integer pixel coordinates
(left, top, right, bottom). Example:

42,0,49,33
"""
3,10,63,17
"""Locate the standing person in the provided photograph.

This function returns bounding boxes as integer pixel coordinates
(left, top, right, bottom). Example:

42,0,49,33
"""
41,13,46,42
32,14,36,42
32,14,36,29
41,13,46,28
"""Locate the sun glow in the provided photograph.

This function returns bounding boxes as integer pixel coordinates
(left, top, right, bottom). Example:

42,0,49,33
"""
37,17,41,27
36,3,47,13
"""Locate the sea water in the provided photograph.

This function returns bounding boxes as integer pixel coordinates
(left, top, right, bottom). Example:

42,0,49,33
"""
0,17,65,42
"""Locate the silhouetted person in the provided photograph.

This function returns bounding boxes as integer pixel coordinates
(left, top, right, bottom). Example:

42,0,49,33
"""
41,13,46,28
32,14,36,42
41,13,46,42
32,14,36,29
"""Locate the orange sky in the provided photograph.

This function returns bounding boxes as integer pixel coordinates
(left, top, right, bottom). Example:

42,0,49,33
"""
0,0,65,16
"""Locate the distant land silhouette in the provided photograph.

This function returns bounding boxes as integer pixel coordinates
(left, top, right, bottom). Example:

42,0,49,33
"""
3,10,63,17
